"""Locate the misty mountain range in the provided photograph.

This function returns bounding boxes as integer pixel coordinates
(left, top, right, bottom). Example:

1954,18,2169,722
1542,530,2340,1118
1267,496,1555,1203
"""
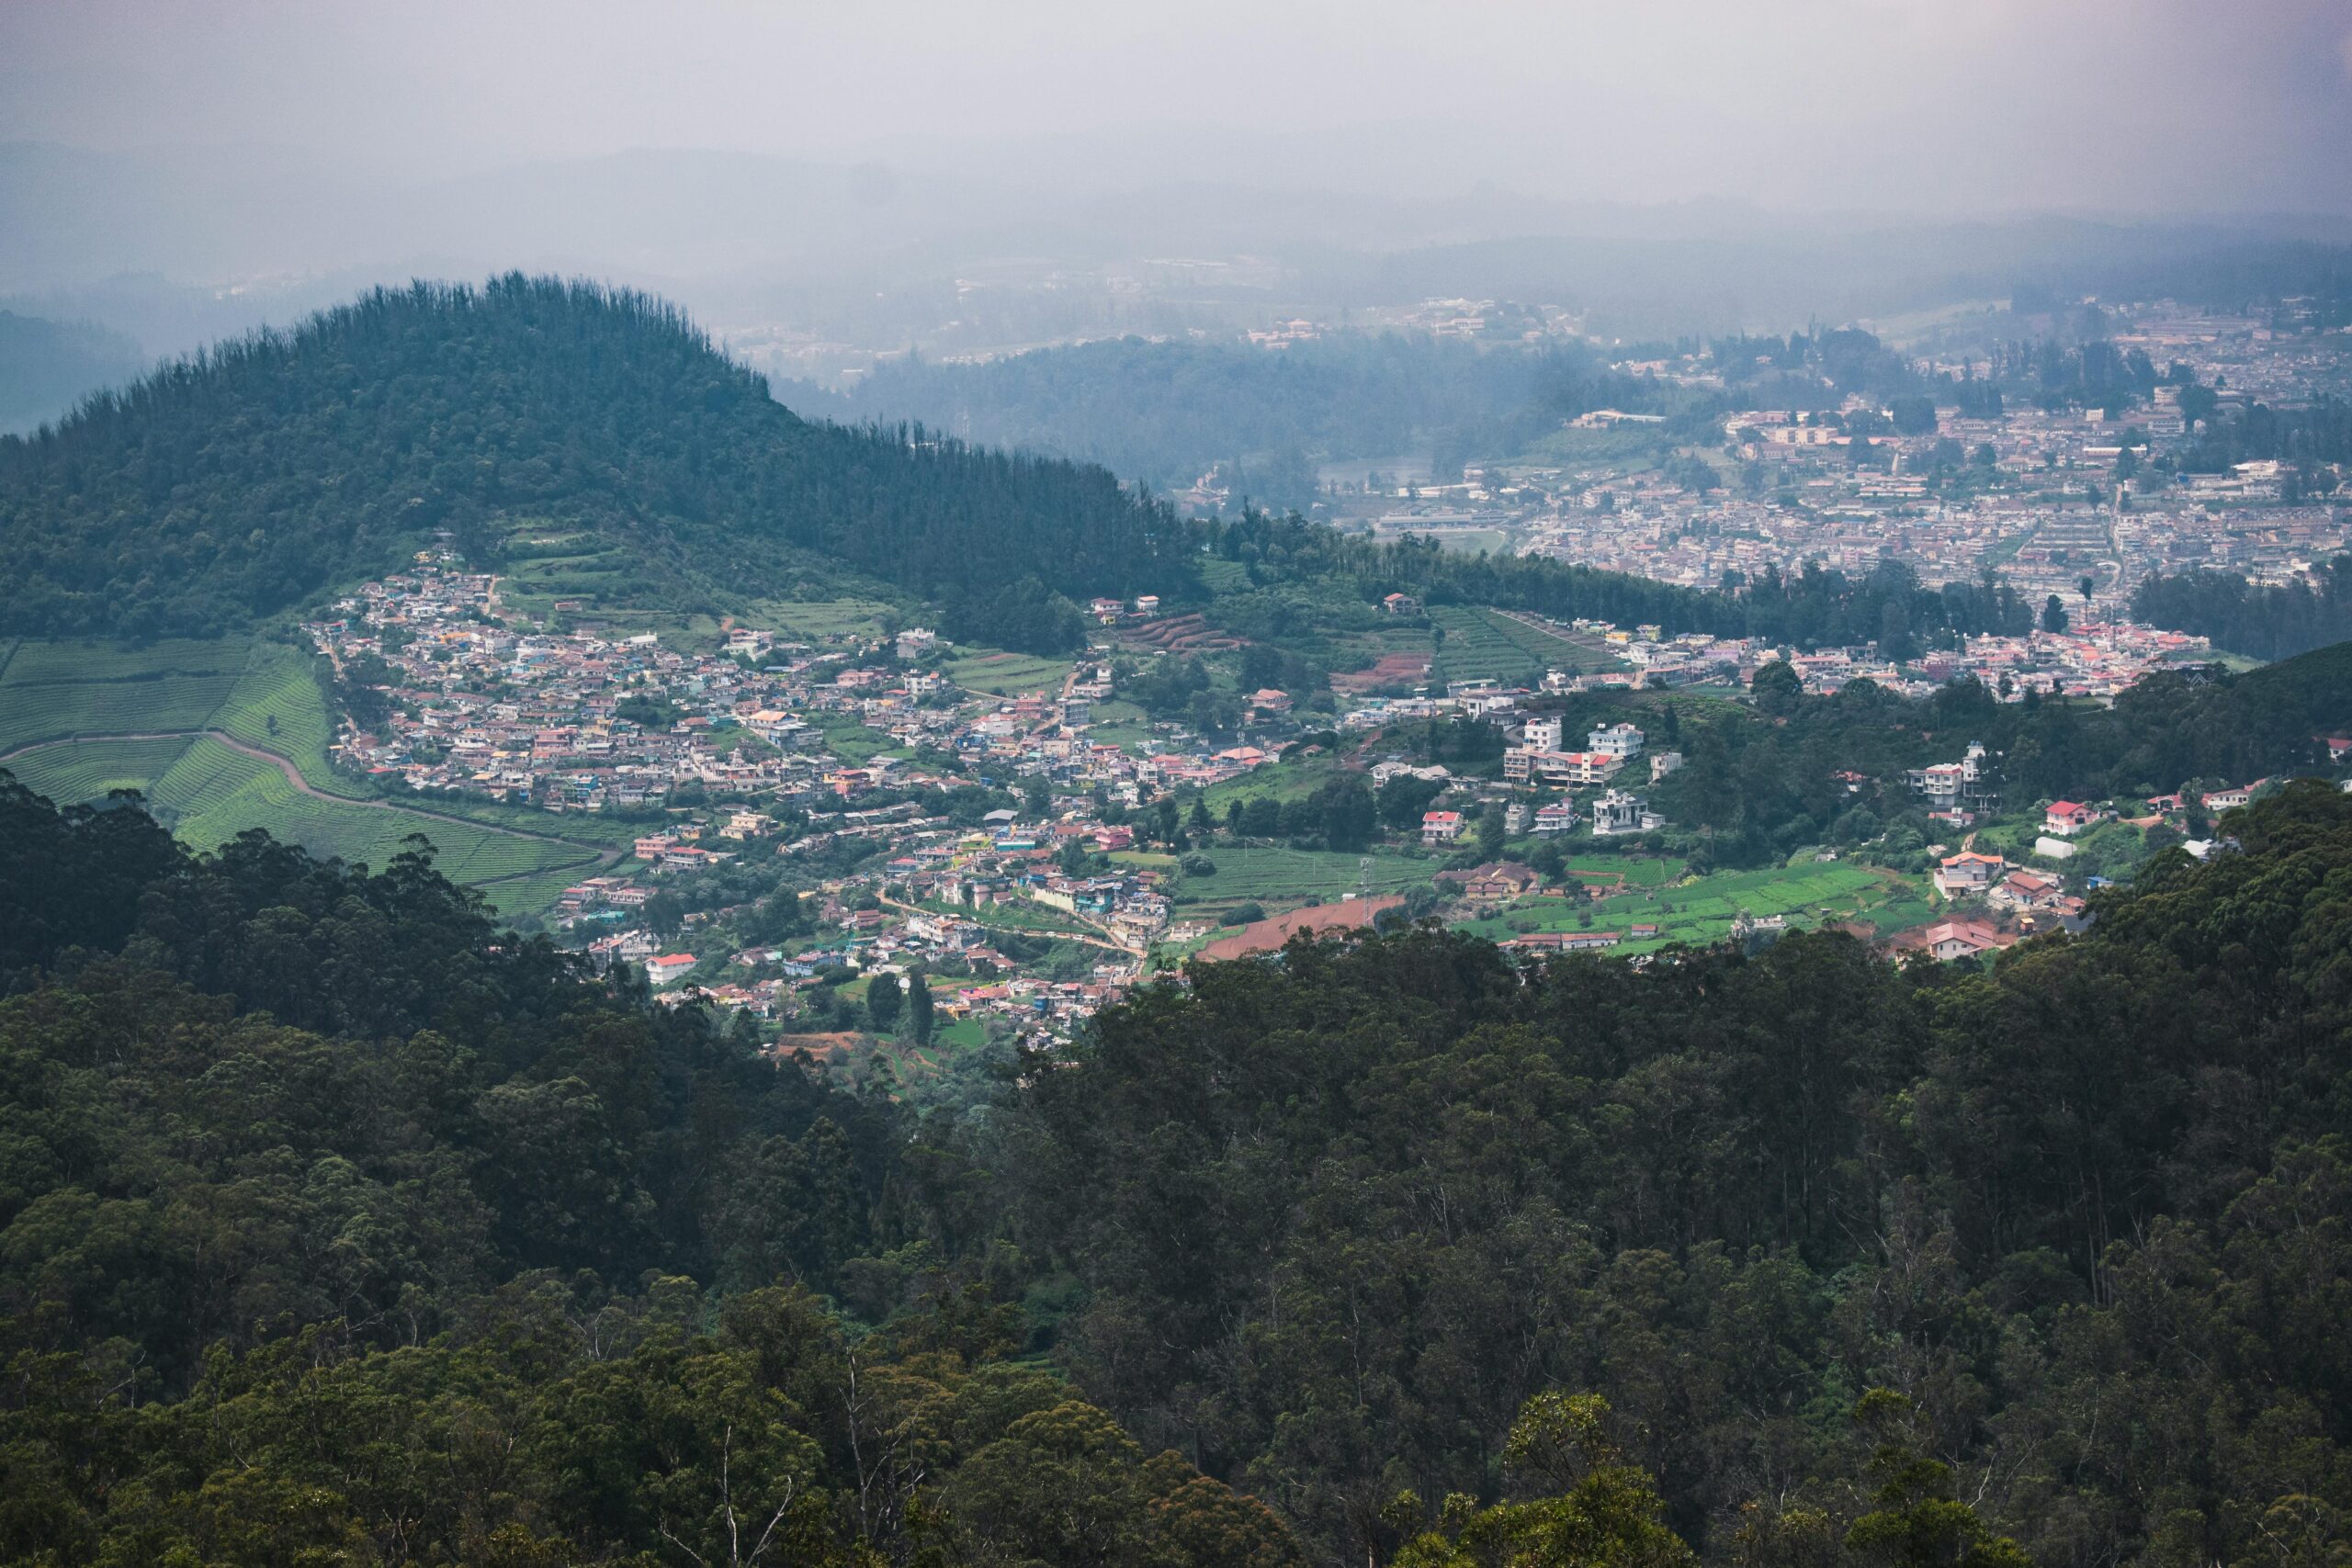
5,140,2349,435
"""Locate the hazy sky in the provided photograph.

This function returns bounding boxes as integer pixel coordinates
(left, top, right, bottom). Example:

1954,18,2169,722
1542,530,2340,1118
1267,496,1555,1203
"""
5,0,2351,214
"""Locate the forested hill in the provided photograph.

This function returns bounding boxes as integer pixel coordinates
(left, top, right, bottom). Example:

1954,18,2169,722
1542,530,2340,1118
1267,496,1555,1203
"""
803,333,1708,502
0,275,1194,651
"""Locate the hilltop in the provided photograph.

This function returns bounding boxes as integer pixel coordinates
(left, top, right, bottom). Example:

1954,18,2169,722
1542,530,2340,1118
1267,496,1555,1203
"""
0,275,1193,652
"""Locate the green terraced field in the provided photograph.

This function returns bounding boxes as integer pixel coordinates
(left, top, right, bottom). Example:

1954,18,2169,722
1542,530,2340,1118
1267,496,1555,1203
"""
1427,605,1542,685
156,739,594,901
751,598,898,644
5,738,197,805
1475,609,1593,673
469,860,607,917
814,715,901,764
9,734,594,913
0,637,254,753
1202,755,1340,811
209,643,370,797
1167,844,1432,910
946,649,1073,696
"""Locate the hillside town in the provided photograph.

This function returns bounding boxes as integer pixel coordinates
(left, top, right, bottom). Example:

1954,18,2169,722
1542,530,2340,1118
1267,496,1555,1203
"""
1305,301,2352,622
293,494,2307,1075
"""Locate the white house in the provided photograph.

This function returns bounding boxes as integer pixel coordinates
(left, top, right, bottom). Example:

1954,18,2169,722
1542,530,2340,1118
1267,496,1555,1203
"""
1590,789,1665,837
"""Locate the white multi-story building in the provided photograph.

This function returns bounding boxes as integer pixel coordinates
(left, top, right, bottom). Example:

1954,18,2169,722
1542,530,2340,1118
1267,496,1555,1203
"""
1588,723,1645,760
1532,801,1579,835
1591,788,1666,837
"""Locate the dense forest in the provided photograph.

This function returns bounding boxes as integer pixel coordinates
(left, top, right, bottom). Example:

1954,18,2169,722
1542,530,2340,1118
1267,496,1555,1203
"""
0,275,2080,669
998,784,2352,1567
0,276,1195,653
809,333,1711,503
0,773,1297,1565
1645,637,2352,865
2132,558,2352,661
1209,509,2041,654
8,744,2352,1563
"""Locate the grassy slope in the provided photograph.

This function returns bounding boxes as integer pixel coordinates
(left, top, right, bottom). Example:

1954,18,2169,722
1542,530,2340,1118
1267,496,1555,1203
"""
1161,843,1432,910
0,639,598,912
1455,861,1923,953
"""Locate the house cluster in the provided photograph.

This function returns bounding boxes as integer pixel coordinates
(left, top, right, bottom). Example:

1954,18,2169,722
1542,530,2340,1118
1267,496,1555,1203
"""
1929,848,2087,928
1500,315,2349,615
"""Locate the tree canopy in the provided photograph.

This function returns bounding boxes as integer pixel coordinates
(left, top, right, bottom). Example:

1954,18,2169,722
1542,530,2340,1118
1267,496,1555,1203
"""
9,755,2352,1566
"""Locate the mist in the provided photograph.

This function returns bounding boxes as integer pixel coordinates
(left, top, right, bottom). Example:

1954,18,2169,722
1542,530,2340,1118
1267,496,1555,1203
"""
3,1,2350,383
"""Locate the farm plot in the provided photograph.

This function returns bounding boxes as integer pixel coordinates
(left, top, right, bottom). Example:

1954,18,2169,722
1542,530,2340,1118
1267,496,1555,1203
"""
751,598,899,645
148,739,592,898
1476,609,1592,673
0,637,254,753
1168,844,1431,911
1460,862,1914,953
209,643,369,796
4,738,197,806
945,649,1074,696
1426,605,1541,685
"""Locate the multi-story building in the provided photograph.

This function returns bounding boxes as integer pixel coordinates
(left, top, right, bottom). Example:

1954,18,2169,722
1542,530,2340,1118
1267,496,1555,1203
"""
1591,789,1666,837
1588,723,1645,760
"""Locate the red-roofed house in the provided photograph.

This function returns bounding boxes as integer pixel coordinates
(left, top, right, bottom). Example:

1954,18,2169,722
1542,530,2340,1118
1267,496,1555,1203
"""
645,953,699,986
2043,800,2097,836
1422,810,1464,844
1933,851,2006,899
1893,919,2015,963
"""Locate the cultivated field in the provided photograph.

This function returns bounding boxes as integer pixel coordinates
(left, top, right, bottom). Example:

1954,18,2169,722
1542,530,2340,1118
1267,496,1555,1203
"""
209,643,372,797
1458,861,1927,953
6,738,198,806
751,598,898,645
1160,844,1432,911
1476,609,1595,673
0,639,602,916
1426,605,1543,684
944,649,1073,696
0,637,253,753
147,738,595,900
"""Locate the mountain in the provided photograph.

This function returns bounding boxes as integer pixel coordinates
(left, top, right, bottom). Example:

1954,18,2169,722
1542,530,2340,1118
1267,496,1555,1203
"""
809,333,1670,495
0,309,142,435
0,274,1193,651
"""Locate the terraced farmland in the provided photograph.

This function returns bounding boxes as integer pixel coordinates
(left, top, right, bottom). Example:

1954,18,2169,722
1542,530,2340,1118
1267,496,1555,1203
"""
1476,609,1595,672
0,637,254,752
1427,605,1542,685
209,643,369,796
148,738,594,901
6,731,595,914
5,738,197,806
752,598,899,644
